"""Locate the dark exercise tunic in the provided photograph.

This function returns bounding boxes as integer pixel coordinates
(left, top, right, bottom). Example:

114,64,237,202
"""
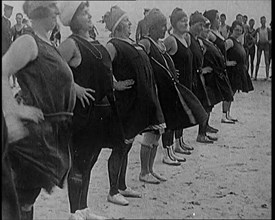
69,35,124,150
109,38,165,140
226,37,254,93
189,32,212,111
145,37,208,130
170,35,193,90
9,33,76,192
199,37,234,105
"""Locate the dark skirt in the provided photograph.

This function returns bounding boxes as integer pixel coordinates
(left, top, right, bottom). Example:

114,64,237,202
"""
227,65,254,93
72,103,124,149
2,112,20,220
204,70,234,105
9,115,72,193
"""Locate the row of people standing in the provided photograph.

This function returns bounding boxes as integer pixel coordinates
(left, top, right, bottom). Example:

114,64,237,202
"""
2,2,254,220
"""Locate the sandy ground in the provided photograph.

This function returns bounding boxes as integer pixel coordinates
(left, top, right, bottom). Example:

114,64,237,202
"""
34,68,271,220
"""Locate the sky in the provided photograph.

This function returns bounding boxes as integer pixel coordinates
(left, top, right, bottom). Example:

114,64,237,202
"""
2,0,272,42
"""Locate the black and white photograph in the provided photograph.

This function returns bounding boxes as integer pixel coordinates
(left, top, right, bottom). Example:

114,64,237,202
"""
2,0,271,219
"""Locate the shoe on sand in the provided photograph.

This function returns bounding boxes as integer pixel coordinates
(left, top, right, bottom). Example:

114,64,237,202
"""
107,193,129,206
118,187,142,198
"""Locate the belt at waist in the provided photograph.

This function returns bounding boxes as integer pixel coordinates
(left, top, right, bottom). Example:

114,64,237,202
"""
43,112,73,123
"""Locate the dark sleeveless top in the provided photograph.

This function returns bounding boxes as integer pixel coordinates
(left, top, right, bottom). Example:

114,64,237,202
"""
69,35,124,147
11,25,24,42
145,37,207,130
212,31,226,58
189,33,212,109
170,35,193,89
109,38,165,139
15,34,76,114
227,37,254,92
10,33,76,192
199,37,234,103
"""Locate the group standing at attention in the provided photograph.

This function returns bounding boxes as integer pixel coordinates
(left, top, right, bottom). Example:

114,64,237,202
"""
2,1,271,220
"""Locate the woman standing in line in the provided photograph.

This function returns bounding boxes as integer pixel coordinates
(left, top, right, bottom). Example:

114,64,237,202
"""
58,2,141,213
104,6,167,186
188,11,218,143
3,1,76,219
225,20,254,120
139,8,208,165
203,9,238,124
197,11,234,123
164,8,195,158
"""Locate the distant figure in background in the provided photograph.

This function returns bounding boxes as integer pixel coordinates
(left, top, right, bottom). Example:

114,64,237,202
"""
22,18,33,34
89,24,99,40
236,13,243,23
11,13,24,41
219,13,230,39
269,21,272,77
135,8,150,42
2,4,13,56
242,15,250,34
244,18,257,78
255,16,271,80
50,23,61,46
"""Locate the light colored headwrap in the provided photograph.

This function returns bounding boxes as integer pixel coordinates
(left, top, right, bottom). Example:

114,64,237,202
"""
58,1,83,27
145,8,167,29
103,6,127,34
23,1,57,18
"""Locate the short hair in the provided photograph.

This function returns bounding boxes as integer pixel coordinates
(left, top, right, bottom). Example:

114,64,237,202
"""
261,16,266,20
249,18,255,23
236,13,242,19
69,1,89,34
220,13,226,18
16,13,23,18
230,20,243,33
243,15,248,19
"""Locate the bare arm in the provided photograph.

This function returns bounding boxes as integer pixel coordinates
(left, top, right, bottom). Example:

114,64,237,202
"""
135,22,141,42
2,34,38,115
58,38,76,63
139,38,151,54
163,35,177,55
2,34,44,142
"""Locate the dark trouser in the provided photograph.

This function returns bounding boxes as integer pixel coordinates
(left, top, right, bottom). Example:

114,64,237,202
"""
162,129,174,148
175,129,183,139
255,42,270,78
14,187,41,220
2,157,21,220
68,142,132,213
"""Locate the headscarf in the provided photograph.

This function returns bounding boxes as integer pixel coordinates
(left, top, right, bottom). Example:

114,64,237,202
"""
23,1,56,18
203,9,218,24
103,6,127,34
189,11,210,26
145,8,166,29
58,1,83,26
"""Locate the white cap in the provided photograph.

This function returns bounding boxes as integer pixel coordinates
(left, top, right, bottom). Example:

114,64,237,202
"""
58,1,82,26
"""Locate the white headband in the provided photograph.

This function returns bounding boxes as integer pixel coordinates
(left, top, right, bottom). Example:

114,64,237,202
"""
111,13,128,34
